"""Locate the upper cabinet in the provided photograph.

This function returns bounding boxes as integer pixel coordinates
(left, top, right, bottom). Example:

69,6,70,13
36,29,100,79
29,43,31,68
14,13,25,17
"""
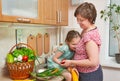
0,0,43,24
42,0,68,26
0,0,68,26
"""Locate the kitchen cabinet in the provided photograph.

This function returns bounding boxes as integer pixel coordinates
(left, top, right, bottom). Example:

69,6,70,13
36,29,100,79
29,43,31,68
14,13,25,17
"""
0,0,68,26
0,0,43,24
41,0,68,26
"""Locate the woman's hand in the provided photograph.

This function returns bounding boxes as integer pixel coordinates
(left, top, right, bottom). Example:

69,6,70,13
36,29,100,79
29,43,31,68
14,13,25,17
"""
60,60,71,67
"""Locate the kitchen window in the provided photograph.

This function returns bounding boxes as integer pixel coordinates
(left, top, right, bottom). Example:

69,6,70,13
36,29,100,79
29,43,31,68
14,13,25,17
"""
2,0,38,18
109,0,120,57
100,0,120,68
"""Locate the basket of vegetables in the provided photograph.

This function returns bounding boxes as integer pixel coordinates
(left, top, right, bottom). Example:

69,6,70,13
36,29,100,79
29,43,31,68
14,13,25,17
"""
6,43,36,80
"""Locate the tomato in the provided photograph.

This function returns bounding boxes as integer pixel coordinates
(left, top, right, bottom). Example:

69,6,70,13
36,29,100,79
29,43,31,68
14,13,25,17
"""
22,55,28,62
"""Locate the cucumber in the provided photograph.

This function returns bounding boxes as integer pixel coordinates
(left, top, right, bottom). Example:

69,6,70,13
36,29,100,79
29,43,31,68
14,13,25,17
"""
36,68,55,77
36,68,63,77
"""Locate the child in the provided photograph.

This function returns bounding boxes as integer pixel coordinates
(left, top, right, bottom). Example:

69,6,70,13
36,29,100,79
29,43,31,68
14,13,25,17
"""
47,30,81,81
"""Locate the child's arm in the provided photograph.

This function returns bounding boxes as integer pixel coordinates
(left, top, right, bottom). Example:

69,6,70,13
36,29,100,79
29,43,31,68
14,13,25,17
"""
53,51,63,64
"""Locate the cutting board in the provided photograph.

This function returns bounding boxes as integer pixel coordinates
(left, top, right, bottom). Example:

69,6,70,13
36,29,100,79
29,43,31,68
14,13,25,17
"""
36,33,43,56
27,34,36,55
44,33,50,54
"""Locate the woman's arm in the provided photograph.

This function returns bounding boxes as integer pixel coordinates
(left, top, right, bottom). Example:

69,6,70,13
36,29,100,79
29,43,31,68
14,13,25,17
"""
61,40,99,67
75,40,99,67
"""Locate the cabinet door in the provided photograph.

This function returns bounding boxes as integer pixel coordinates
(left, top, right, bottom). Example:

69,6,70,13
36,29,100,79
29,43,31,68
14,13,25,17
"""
57,0,68,26
0,0,43,24
42,0,58,25
42,0,68,26
0,0,2,21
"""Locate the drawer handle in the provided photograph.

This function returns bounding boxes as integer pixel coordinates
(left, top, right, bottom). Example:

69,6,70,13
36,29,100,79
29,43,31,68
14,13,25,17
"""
17,18,31,23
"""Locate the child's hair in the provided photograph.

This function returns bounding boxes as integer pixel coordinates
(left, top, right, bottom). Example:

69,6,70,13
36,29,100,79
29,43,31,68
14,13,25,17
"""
65,30,80,42
74,2,97,24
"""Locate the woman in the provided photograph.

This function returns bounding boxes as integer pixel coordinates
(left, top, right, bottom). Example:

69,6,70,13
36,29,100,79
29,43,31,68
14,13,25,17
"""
61,2,103,81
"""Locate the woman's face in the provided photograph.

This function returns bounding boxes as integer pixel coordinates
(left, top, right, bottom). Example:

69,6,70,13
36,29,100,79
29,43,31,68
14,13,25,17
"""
68,37,80,51
76,14,91,30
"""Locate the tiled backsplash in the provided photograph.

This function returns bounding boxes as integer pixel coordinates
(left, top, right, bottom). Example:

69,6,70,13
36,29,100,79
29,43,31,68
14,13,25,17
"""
16,27,58,54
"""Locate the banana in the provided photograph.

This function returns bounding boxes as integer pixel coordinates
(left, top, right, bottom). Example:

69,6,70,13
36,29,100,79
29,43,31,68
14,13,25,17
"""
68,67,79,81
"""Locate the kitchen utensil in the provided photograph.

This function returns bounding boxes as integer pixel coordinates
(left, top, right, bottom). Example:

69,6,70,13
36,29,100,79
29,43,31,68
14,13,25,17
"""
44,33,50,54
36,33,43,56
27,34,36,55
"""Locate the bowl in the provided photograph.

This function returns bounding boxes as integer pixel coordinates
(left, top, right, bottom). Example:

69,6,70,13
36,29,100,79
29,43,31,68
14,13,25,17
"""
36,68,53,80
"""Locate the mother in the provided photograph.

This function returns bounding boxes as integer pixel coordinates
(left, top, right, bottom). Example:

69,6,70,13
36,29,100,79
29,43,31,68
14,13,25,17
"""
61,2,103,81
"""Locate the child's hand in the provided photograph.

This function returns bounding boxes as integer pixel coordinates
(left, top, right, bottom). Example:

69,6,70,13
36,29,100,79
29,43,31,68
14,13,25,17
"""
60,58,66,64
60,60,71,67
60,60,65,64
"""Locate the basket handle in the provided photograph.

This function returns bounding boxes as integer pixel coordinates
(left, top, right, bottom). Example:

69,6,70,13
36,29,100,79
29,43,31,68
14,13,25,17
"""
9,43,35,54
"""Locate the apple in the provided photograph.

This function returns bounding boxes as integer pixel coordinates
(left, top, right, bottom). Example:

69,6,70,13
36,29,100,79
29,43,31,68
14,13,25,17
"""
22,55,28,62
60,61,65,64
60,58,66,64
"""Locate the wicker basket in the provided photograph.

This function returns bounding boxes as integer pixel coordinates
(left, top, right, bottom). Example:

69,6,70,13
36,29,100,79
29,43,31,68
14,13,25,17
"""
6,43,35,80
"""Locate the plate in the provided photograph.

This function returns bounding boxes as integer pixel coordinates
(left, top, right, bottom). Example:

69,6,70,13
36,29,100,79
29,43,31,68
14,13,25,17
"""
36,76,53,81
36,75,64,81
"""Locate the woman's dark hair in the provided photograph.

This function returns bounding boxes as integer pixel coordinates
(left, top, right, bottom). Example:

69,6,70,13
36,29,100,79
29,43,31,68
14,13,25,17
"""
74,2,97,24
65,30,80,42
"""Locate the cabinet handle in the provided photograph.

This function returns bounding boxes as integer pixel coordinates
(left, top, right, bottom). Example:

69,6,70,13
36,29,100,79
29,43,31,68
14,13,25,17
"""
57,10,60,23
59,11,62,23
17,18,31,23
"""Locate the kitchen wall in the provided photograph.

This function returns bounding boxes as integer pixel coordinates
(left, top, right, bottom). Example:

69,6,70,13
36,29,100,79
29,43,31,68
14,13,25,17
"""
0,0,120,81
67,0,120,81
0,26,55,80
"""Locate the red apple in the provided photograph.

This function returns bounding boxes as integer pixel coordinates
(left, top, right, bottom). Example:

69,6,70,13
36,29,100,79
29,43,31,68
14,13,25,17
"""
60,61,65,64
60,60,65,64
60,58,66,64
